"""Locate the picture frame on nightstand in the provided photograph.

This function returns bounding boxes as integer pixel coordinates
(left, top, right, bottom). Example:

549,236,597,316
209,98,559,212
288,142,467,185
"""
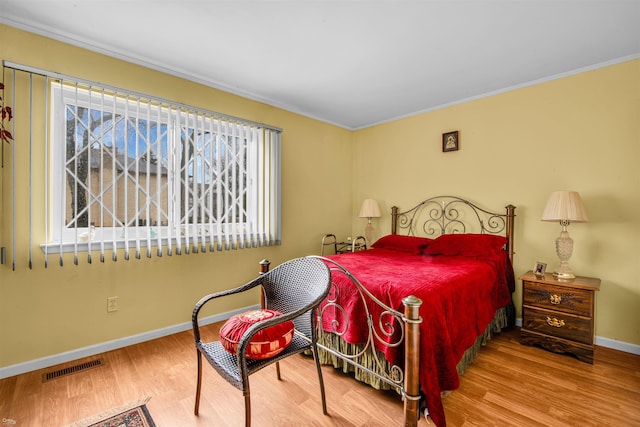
534,261,546,277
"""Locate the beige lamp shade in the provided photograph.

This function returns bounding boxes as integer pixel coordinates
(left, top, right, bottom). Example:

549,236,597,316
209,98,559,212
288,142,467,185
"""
359,199,381,219
541,191,589,223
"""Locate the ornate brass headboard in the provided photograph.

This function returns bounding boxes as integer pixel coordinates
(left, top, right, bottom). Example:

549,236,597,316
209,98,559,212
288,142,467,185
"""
390,196,516,262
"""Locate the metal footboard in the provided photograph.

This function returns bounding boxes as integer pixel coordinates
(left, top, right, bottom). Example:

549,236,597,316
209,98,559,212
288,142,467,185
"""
314,257,423,427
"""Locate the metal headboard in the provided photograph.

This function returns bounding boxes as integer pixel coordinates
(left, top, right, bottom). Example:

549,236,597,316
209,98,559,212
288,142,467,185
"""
391,196,516,262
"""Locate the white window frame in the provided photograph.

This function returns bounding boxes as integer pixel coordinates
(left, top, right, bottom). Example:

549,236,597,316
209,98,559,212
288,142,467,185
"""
45,81,280,257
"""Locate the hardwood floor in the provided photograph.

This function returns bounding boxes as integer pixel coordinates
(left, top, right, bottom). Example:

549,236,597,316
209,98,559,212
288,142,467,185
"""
1,325,639,426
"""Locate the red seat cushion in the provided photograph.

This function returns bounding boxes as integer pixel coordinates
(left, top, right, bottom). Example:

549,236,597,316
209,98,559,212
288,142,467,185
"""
219,309,295,359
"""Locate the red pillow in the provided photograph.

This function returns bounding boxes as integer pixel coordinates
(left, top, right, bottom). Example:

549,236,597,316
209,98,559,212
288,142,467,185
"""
372,234,433,255
422,233,507,257
219,309,295,359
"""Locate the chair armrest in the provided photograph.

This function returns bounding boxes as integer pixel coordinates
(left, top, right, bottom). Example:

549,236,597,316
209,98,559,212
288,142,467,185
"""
192,276,262,342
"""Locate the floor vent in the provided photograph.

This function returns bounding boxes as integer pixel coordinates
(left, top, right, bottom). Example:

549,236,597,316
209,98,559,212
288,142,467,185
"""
42,358,104,382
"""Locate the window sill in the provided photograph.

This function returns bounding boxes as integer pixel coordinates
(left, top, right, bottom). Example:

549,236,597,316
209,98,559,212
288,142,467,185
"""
40,235,269,254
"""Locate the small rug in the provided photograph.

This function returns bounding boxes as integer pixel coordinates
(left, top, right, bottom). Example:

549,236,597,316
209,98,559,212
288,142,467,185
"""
66,396,155,427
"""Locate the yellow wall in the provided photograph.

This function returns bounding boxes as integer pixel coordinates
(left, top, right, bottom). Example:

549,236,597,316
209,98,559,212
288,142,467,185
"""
1,23,638,373
353,58,640,346
0,24,354,369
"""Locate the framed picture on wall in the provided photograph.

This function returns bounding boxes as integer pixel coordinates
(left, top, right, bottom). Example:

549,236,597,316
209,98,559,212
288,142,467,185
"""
442,131,459,152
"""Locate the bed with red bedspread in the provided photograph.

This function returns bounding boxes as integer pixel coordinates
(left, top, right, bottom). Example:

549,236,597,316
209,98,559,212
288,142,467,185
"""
314,196,516,427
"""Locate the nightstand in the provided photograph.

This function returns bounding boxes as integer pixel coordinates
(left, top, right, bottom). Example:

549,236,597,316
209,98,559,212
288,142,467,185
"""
519,271,600,363
320,234,366,255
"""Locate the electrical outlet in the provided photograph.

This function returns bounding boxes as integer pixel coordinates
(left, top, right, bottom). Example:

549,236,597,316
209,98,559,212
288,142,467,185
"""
107,296,119,312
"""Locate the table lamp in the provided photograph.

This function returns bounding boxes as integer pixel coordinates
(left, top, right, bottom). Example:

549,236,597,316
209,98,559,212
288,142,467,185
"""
359,198,381,244
541,191,589,279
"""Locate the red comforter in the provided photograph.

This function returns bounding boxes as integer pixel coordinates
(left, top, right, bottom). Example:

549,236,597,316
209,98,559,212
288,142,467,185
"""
323,247,514,427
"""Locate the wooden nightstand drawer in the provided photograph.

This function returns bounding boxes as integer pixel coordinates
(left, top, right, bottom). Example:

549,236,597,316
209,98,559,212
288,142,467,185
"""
522,306,593,345
518,271,600,364
523,281,593,317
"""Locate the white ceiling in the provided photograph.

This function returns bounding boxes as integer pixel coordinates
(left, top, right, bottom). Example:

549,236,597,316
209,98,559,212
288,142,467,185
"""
1,1,639,130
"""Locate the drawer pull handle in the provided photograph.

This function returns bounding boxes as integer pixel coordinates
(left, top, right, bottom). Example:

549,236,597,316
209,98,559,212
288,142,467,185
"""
546,316,565,328
549,294,562,305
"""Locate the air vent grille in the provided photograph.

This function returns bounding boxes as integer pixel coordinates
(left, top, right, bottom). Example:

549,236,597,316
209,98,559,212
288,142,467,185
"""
42,358,104,382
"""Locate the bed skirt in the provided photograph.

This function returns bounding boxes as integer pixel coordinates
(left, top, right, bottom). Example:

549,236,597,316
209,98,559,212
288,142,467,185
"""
316,305,511,393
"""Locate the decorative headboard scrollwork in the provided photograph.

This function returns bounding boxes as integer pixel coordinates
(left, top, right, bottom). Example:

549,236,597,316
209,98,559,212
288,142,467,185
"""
391,196,516,262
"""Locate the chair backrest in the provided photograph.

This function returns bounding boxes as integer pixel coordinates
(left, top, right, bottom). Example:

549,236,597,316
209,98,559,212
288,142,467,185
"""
261,256,332,338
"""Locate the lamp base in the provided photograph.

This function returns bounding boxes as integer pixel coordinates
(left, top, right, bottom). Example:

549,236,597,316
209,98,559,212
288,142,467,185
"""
553,270,576,280
553,230,576,280
364,223,374,245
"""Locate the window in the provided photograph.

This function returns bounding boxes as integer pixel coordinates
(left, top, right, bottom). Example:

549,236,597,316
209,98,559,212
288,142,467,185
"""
2,61,281,267
50,81,281,260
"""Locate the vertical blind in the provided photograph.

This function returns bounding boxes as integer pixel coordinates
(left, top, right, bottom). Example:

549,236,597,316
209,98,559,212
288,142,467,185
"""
1,61,281,269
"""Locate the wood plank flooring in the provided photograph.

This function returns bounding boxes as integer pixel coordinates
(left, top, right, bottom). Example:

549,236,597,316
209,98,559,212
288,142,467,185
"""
1,325,639,426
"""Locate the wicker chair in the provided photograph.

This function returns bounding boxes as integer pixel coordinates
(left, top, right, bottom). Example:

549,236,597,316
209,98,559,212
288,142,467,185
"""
192,256,332,426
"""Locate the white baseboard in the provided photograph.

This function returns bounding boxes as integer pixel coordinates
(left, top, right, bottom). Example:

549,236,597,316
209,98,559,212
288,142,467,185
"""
595,336,640,355
2,310,637,380
0,304,259,380
514,317,640,355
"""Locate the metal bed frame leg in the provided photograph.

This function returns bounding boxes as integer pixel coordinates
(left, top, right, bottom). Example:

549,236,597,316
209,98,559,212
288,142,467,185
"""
403,295,422,427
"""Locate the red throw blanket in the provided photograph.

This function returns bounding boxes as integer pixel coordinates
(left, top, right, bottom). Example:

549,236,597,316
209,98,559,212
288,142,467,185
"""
323,248,514,427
